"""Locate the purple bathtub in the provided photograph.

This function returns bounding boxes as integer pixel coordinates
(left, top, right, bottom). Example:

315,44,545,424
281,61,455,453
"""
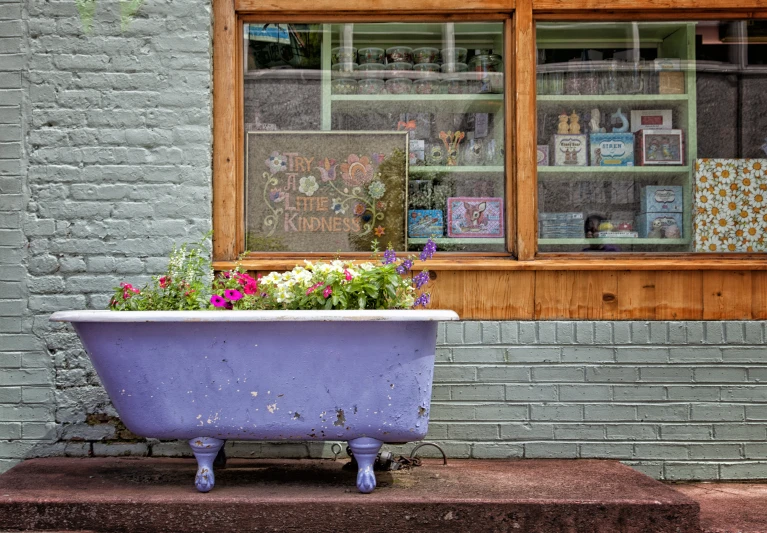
50,309,458,493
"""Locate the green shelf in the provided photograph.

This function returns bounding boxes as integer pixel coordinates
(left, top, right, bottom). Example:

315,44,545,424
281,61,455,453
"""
331,94,504,114
538,166,691,179
539,237,689,245
538,94,688,104
408,237,505,245
410,166,504,173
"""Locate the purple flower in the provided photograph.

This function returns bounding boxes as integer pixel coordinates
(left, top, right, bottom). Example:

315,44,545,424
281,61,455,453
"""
210,294,227,308
413,271,429,289
419,238,437,261
414,293,431,308
396,259,413,275
224,289,243,301
383,248,396,265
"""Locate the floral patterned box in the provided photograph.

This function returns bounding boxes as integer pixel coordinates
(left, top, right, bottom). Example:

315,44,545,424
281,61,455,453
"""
447,197,504,238
695,159,767,253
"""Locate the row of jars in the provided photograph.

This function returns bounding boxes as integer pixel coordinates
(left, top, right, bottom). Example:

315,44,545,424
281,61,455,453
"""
331,46,468,66
332,77,495,95
537,59,663,96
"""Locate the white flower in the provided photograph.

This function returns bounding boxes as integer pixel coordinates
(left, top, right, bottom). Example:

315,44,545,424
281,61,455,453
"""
331,198,346,215
299,175,319,196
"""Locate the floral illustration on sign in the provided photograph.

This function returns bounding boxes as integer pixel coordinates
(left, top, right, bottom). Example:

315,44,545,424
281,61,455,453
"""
259,149,402,243
694,159,767,252
340,155,374,187
368,180,386,200
299,176,319,196
266,152,288,174
316,158,337,181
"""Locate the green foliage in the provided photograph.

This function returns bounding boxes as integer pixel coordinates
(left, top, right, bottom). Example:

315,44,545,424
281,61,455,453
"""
75,0,98,34
109,236,212,311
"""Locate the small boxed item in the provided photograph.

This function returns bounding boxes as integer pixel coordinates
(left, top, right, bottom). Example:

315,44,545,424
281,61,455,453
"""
589,133,634,166
659,72,685,94
409,139,425,166
551,134,588,166
640,185,683,213
539,212,584,238
630,109,673,132
447,197,504,238
636,212,684,239
408,210,444,238
537,145,549,166
635,129,684,166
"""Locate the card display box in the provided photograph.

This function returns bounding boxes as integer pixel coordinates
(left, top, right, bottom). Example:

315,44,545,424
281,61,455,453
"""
636,212,684,238
640,185,683,213
589,133,634,166
539,212,584,238
537,145,549,166
552,134,588,166
447,197,504,238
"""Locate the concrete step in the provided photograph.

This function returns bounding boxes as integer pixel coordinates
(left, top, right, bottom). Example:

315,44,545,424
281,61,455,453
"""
0,457,700,533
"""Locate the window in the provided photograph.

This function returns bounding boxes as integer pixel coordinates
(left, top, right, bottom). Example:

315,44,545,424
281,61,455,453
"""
536,20,767,254
242,22,508,254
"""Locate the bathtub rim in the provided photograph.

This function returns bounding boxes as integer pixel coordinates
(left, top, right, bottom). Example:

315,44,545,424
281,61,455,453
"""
50,309,459,323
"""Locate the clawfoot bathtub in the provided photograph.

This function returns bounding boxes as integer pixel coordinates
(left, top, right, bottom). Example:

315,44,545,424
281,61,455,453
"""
50,310,457,493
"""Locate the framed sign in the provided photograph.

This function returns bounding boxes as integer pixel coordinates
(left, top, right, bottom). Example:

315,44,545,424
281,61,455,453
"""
246,132,408,252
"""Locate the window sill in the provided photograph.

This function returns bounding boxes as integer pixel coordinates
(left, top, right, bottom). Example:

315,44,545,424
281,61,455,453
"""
213,255,767,271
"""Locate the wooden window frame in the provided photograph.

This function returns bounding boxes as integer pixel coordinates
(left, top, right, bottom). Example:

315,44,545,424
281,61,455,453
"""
212,0,767,273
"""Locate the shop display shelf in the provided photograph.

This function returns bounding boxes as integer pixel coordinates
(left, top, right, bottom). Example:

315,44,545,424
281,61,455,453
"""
538,166,691,178
539,237,689,245
537,94,688,104
408,237,505,245
330,94,504,114
410,166,504,174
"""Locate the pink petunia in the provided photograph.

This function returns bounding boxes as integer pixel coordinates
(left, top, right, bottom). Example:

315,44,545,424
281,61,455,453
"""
323,285,333,298
224,289,243,302
306,282,323,296
210,294,227,308
243,282,258,295
159,276,170,288
344,269,352,282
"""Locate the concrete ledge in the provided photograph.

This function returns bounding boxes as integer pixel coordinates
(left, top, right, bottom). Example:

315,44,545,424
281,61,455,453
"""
0,457,699,532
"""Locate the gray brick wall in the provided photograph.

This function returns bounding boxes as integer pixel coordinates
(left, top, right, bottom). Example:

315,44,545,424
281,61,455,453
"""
0,0,212,472
422,321,767,481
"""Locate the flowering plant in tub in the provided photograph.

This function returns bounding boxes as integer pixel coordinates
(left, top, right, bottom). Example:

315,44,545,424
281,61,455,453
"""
55,238,456,495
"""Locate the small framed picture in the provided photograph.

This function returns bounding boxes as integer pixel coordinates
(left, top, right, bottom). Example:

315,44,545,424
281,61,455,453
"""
408,210,444,238
446,197,504,238
635,129,684,166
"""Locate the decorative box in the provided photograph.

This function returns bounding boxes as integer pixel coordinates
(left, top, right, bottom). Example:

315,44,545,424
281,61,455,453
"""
640,185,683,213
551,134,588,166
635,129,684,166
447,197,504,238
659,72,685,94
408,209,444,238
594,231,638,238
630,110,673,132
539,212,584,238
537,145,549,166
589,133,634,166
636,212,684,239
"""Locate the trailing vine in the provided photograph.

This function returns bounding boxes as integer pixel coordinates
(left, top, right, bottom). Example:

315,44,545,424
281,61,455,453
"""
75,0,145,33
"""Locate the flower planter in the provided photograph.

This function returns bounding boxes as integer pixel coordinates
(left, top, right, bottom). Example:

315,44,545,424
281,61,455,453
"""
50,309,457,493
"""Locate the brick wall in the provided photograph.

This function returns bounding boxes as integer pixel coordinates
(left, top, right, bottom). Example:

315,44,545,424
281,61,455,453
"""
423,321,767,480
0,0,212,471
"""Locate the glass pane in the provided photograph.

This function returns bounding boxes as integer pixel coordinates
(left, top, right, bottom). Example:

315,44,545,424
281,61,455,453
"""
244,22,506,253
536,21,767,253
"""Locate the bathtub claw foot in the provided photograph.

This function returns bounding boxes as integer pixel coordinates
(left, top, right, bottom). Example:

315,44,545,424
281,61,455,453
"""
348,437,383,494
189,437,225,493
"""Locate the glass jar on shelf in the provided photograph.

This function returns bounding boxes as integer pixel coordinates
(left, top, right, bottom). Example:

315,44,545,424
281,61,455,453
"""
468,52,503,94
600,59,620,95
